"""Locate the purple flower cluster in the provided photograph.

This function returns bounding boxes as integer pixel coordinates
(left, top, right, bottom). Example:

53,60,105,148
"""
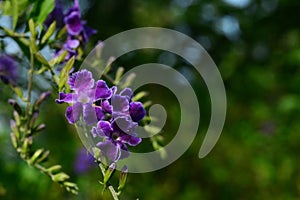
56,70,146,163
0,55,17,85
46,0,97,62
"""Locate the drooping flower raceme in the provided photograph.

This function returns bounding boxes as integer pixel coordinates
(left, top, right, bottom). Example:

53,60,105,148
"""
56,69,146,163
0,55,17,85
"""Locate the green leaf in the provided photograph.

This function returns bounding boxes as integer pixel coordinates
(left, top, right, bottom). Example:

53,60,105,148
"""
58,57,75,91
1,0,28,30
49,50,68,67
11,0,18,30
30,0,55,25
28,19,36,39
28,19,38,53
132,91,148,101
114,67,124,84
11,86,23,98
41,21,56,44
34,52,50,67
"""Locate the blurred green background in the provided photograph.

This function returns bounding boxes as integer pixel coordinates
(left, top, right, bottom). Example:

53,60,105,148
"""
1,0,300,199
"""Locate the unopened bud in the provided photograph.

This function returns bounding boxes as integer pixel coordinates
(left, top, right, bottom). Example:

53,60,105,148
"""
8,99,22,115
29,112,39,128
118,165,128,192
34,91,51,110
103,163,116,185
34,123,46,132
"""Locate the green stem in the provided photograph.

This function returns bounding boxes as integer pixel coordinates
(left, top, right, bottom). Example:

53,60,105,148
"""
98,162,119,200
26,50,35,116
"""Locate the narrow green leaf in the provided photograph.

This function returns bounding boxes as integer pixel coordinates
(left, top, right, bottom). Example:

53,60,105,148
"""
122,73,136,88
144,125,161,135
28,19,36,39
114,67,124,84
28,19,38,53
59,57,75,91
12,86,23,98
35,0,55,25
11,0,18,30
34,52,50,67
41,21,56,44
132,91,148,101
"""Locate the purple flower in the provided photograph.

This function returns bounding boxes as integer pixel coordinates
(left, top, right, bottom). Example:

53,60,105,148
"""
64,0,82,36
56,69,146,163
0,55,17,85
54,38,79,63
48,0,97,63
92,116,142,163
44,0,64,28
92,88,146,163
56,70,113,125
64,0,97,42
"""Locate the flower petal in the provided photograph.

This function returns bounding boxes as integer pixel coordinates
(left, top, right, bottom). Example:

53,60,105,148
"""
97,121,113,137
95,106,104,121
112,116,136,133
68,70,94,91
65,103,82,124
101,100,112,113
83,103,98,125
119,143,130,159
65,10,82,36
94,80,112,100
111,95,129,114
97,140,120,162
119,88,132,99
55,92,74,104
120,134,142,146
129,102,146,122
66,39,80,49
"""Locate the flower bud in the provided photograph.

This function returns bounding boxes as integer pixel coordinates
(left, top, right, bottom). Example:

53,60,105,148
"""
118,165,128,192
8,99,22,115
103,163,116,185
33,91,51,111
29,112,39,128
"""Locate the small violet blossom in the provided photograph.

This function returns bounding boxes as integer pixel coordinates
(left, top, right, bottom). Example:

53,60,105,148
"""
56,69,146,163
0,55,17,85
56,69,112,125
46,0,97,62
